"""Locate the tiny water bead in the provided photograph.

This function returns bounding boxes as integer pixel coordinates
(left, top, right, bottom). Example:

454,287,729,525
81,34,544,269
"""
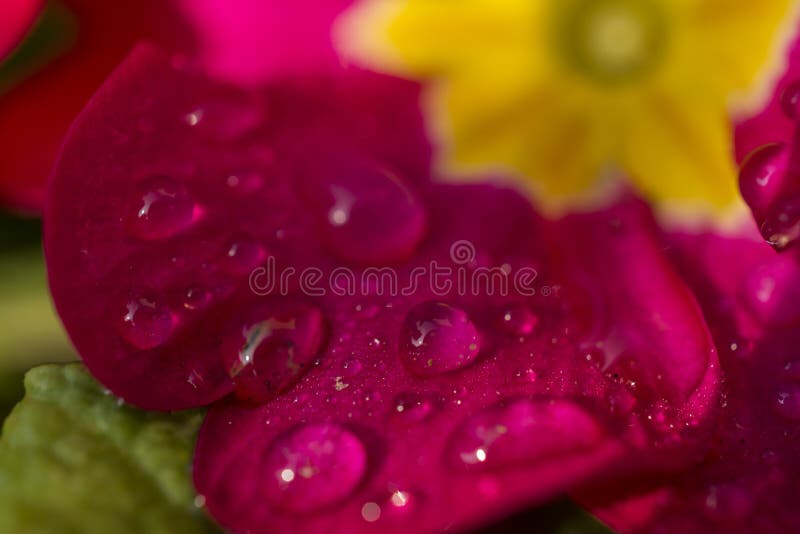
222,237,267,276
499,304,540,336
390,392,438,425
701,484,755,522
781,81,800,119
446,398,604,470
116,293,174,350
262,423,367,514
300,153,427,264
220,301,327,403
183,96,267,143
126,176,197,240
399,302,480,377
772,384,800,421
225,169,265,193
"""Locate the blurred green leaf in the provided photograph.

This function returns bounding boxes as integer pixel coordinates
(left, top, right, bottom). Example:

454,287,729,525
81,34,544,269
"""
0,364,218,534
0,0,78,95
477,498,615,534
0,241,75,419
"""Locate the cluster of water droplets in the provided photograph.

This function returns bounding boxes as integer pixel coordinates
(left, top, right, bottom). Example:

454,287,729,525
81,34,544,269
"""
739,81,800,250
112,97,630,525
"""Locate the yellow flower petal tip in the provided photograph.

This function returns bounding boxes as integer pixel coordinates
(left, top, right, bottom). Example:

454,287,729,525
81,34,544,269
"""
337,0,800,225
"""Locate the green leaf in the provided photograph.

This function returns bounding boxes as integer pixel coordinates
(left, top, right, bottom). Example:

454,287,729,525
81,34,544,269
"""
0,364,219,534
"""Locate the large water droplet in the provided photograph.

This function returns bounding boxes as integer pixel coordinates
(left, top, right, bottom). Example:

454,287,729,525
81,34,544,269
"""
263,422,367,514
220,301,326,403
446,398,603,470
772,384,800,421
760,194,800,251
222,236,267,276
300,153,427,264
399,302,480,376
738,143,787,215
743,257,800,327
117,293,174,349
127,176,196,240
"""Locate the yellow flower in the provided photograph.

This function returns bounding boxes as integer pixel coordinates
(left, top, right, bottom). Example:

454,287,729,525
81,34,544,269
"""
338,0,798,220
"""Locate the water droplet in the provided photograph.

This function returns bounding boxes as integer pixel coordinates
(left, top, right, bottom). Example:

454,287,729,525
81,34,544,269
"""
743,257,800,327
390,490,411,508
127,176,196,240
361,502,381,522
222,237,266,276
760,194,800,251
446,398,603,470
399,302,480,376
182,286,213,311
183,96,267,143
772,384,800,421
262,423,367,514
499,304,539,336
225,170,265,193
301,153,427,264
784,360,800,381
390,392,438,425
738,143,787,215
220,301,327,403
781,81,800,119
342,358,363,376
702,484,754,522
117,293,174,349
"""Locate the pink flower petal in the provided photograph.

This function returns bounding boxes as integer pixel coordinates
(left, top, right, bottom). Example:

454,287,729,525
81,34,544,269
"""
0,0,42,60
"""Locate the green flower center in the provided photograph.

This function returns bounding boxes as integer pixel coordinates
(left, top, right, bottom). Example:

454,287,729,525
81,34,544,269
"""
555,0,668,85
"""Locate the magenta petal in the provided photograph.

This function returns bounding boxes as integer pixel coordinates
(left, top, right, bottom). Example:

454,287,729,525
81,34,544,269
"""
45,44,429,411
585,232,800,532
177,0,352,86
193,200,719,533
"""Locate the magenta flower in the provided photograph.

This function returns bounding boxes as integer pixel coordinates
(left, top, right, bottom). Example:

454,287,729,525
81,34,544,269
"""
44,44,726,532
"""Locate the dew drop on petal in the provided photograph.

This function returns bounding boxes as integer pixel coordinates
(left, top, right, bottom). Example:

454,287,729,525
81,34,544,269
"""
499,304,540,336
220,301,327,403
399,302,480,376
743,257,800,327
446,398,603,470
225,169,265,193
182,286,213,311
772,384,800,421
390,392,438,425
738,143,788,216
262,423,367,514
126,176,196,240
222,237,267,276
183,97,266,143
361,502,381,522
781,81,800,119
117,293,174,349
702,484,754,522
302,154,427,264
760,194,800,251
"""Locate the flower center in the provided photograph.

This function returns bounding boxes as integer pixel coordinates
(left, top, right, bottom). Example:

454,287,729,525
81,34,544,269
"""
555,0,668,85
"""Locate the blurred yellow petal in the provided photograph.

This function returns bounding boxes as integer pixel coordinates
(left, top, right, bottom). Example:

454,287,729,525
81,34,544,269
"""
340,0,798,222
